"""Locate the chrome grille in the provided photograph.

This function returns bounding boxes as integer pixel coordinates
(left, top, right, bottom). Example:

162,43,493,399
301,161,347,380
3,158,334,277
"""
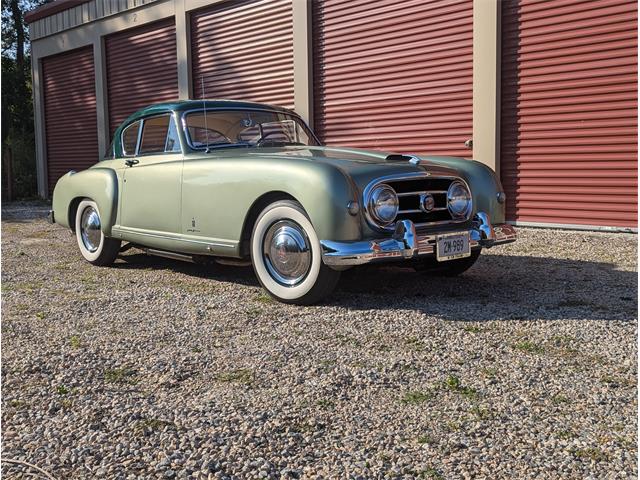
388,177,468,227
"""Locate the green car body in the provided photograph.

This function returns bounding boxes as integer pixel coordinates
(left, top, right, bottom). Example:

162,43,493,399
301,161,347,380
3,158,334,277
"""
51,100,516,304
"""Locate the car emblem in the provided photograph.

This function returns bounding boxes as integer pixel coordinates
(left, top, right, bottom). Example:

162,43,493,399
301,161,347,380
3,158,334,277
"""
419,193,435,212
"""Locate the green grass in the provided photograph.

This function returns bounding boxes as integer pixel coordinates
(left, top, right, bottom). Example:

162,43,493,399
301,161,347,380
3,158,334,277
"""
401,391,433,405
35,311,46,320
316,399,335,409
9,399,27,409
256,292,274,304
569,447,609,462
463,325,482,333
69,335,81,349
405,336,426,351
514,341,545,354
56,385,70,395
104,367,138,384
470,405,493,420
335,334,361,348
551,394,569,404
215,368,254,385
417,434,437,445
480,367,498,379
601,375,634,387
443,375,478,399
134,418,176,435
556,430,576,440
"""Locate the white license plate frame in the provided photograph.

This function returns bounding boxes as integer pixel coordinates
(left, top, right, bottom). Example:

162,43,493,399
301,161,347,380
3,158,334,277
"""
436,231,471,262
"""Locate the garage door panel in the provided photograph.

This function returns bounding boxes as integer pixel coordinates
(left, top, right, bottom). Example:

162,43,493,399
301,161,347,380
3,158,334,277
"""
105,18,178,139
42,47,98,196
314,0,473,157
501,0,637,229
191,0,294,108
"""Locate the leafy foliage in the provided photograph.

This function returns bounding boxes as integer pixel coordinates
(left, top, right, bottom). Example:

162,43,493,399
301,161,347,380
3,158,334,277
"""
2,0,47,199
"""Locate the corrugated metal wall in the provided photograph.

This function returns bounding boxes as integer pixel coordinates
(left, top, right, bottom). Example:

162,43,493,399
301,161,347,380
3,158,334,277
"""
29,0,159,41
312,0,474,156
42,47,98,195
105,18,178,139
501,0,638,228
191,0,294,108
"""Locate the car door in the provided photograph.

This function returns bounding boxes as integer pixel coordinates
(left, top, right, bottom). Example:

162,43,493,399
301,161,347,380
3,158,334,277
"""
119,114,183,236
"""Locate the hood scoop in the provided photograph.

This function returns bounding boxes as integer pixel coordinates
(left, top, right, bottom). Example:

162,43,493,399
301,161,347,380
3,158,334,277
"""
385,154,421,165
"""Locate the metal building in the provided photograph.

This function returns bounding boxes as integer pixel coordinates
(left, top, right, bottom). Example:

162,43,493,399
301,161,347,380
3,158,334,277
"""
26,0,638,230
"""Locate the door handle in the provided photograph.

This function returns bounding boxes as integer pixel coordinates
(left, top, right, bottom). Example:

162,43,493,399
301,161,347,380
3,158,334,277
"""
125,158,139,167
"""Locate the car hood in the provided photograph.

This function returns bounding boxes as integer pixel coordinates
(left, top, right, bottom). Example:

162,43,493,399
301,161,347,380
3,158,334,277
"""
243,145,467,184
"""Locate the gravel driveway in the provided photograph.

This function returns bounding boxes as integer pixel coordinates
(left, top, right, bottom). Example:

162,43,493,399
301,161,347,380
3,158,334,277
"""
1,202,637,479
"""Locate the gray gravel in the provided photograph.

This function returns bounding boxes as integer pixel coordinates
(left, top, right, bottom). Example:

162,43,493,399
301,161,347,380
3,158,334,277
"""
1,202,637,479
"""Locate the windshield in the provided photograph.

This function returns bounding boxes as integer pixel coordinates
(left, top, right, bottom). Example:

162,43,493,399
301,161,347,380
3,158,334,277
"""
183,109,319,150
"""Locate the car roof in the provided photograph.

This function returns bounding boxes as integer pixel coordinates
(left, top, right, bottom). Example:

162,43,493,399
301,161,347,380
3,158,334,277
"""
125,99,296,123
109,100,300,159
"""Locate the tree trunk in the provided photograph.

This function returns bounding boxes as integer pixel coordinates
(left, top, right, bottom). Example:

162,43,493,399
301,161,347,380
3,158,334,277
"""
3,145,14,201
10,0,28,135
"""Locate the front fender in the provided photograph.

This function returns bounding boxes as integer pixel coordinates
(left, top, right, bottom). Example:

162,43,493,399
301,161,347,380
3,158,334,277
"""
181,157,361,244
424,157,506,224
51,168,118,236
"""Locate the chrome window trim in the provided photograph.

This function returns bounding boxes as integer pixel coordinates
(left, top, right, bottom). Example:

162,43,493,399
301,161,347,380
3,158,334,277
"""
180,107,321,151
362,172,473,232
137,113,184,157
121,120,142,157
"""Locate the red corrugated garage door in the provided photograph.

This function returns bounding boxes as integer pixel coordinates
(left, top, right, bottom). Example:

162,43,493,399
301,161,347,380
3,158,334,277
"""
42,47,98,195
191,0,294,108
501,0,638,229
313,0,473,156
105,18,178,138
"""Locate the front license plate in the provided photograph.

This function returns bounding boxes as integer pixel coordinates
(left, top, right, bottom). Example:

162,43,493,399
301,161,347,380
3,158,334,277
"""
436,232,471,262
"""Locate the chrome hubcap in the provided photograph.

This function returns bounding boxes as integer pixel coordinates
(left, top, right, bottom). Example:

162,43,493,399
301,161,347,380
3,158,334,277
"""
80,206,101,253
263,221,311,286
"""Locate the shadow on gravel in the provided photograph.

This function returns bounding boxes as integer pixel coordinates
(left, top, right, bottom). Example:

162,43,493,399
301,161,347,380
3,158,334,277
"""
116,251,637,322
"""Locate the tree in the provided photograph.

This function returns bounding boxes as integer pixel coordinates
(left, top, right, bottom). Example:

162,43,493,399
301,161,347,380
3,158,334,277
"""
1,0,48,199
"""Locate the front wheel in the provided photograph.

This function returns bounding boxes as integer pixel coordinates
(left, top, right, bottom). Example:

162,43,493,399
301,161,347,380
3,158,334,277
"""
75,199,121,266
413,249,481,277
250,200,340,305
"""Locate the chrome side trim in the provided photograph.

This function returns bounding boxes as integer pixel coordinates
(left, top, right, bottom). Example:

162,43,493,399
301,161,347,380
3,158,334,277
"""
113,226,236,249
321,212,516,267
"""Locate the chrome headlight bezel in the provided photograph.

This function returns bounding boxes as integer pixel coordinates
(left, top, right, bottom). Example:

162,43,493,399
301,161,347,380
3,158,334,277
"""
447,180,472,219
366,183,399,227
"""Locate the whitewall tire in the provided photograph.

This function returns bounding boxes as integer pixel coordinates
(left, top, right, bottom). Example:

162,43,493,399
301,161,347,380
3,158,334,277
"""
75,199,121,266
250,200,340,305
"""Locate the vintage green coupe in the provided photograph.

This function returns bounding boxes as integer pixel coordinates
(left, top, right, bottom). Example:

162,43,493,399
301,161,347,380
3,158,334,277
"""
50,100,516,304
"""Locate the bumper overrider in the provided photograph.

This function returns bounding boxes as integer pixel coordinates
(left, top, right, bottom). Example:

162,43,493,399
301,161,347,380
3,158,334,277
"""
321,212,516,266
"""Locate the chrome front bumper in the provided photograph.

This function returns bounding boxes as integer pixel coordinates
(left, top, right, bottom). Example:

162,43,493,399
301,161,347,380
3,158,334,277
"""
321,212,516,267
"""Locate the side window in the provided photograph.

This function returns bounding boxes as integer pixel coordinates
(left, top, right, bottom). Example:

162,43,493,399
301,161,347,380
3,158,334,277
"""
139,115,182,155
121,121,141,156
165,117,181,153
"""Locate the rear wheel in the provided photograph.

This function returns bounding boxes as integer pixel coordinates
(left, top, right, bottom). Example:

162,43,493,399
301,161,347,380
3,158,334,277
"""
250,200,340,305
75,199,121,266
413,249,481,277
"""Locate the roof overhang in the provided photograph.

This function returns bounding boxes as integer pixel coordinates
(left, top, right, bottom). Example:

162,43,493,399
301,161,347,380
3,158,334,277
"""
24,0,91,24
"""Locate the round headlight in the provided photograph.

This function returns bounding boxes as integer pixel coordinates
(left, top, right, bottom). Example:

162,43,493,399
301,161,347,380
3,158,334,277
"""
368,184,399,226
447,181,471,218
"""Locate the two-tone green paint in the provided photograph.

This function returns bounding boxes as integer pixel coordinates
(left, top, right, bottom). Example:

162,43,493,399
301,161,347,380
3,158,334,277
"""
52,101,506,258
